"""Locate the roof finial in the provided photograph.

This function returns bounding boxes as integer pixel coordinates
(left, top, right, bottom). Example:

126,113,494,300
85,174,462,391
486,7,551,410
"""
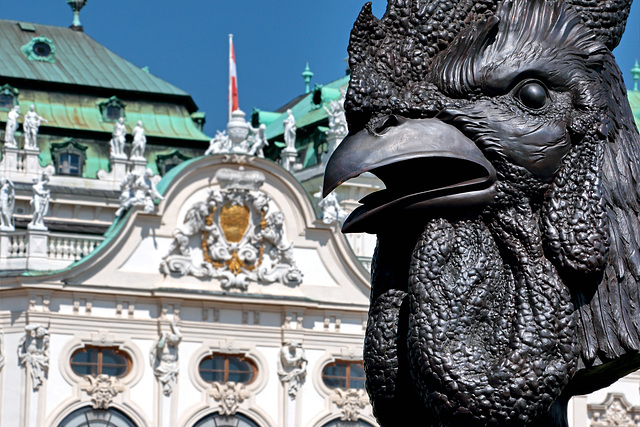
632,60,640,91
66,0,87,32
302,63,314,94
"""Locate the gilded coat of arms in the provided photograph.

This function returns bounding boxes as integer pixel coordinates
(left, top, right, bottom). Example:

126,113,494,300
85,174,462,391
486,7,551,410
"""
161,168,303,290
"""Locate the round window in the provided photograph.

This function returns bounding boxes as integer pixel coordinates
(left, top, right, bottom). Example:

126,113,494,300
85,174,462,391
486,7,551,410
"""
32,41,52,57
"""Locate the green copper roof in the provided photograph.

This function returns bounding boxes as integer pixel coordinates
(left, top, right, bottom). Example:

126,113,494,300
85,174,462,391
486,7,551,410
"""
260,75,349,141
0,19,190,98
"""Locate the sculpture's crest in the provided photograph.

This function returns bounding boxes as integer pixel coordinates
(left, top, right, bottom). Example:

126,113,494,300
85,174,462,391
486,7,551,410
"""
161,168,303,290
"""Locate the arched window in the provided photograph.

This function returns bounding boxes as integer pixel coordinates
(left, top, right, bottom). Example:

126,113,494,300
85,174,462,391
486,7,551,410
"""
198,353,256,384
321,360,365,389
58,406,137,427
193,412,260,427
70,346,131,378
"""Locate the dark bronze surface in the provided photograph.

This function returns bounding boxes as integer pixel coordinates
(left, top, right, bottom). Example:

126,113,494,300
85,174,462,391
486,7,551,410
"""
324,0,640,425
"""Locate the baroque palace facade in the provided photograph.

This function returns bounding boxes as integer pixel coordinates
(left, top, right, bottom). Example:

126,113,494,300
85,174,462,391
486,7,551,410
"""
2,5,640,427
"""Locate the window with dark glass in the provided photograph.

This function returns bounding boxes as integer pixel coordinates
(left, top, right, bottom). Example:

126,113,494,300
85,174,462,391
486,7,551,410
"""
193,412,260,427
70,346,131,378
33,41,52,57
58,406,137,427
198,354,256,384
57,153,81,176
106,105,122,121
0,94,14,110
322,361,365,389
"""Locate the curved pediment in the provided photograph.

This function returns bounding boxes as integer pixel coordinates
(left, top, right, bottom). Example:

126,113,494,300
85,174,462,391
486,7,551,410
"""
25,155,371,307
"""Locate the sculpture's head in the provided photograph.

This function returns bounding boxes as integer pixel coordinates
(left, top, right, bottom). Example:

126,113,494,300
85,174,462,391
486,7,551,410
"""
324,0,640,425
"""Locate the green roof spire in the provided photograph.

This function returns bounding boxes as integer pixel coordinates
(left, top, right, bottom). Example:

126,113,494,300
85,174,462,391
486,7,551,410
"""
302,63,314,94
66,0,87,32
632,60,640,91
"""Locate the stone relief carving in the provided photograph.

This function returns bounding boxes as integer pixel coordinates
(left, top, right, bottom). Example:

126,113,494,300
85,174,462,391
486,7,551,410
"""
28,171,50,230
161,167,303,290
109,117,127,159
330,388,370,422
0,177,15,231
589,393,640,427
18,324,49,390
130,120,146,160
277,341,307,398
81,374,125,409
23,104,47,150
4,105,20,148
115,168,164,217
150,318,182,396
208,382,251,416
205,110,268,157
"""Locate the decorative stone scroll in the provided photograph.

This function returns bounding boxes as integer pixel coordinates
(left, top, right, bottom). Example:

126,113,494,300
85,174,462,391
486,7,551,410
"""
330,388,369,422
161,167,303,290
208,382,250,416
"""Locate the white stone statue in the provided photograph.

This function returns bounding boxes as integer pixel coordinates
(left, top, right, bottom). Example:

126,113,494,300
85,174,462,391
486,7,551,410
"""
150,319,182,396
28,172,50,230
23,105,47,150
205,130,231,155
248,123,268,157
324,95,348,138
318,192,348,224
0,178,15,231
277,341,308,398
18,324,50,390
109,117,127,159
130,120,146,160
283,109,296,150
206,111,269,157
4,105,20,148
115,168,164,216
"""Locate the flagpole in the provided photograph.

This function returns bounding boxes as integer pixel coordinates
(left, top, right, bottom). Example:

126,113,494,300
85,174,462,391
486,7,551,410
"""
228,34,233,122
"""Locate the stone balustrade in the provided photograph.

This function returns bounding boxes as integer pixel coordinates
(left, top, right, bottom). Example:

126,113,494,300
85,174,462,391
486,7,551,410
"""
0,229,103,270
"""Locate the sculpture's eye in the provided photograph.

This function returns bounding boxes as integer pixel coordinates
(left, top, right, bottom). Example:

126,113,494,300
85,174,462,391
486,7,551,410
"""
515,80,548,110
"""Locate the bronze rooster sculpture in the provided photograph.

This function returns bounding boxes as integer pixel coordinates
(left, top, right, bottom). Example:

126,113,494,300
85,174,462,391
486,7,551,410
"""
323,0,640,425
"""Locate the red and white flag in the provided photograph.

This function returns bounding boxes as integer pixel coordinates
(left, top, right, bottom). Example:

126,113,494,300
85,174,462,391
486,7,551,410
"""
229,34,239,121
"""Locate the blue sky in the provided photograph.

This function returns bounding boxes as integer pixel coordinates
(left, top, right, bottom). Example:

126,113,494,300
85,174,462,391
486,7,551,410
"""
3,1,640,136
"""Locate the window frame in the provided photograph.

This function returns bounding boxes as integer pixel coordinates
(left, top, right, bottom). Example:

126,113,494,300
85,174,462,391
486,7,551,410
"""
0,84,19,112
98,96,126,123
198,353,257,385
321,360,366,390
70,346,132,379
51,138,87,177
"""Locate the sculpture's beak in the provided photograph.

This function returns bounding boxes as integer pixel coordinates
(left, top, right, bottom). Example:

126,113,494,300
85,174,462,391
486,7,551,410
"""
323,117,497,233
